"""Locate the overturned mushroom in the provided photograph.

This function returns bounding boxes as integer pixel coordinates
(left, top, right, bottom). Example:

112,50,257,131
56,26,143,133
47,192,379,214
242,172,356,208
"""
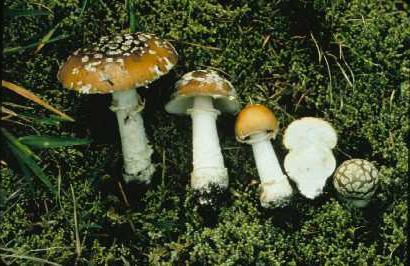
165,70,239,202
58,32,178,183
235,104,293,208
333,159,379,208
283,117,337,199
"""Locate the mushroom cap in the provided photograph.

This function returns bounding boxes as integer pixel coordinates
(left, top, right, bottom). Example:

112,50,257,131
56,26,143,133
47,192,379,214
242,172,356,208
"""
283,117,337,150
284,145,336,199
165,69,239,114
57,32,178,94
333,159,378,207
235,104,279,143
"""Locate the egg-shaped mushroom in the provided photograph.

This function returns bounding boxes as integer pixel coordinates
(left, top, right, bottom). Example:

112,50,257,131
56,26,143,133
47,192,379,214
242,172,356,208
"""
333,159,379,208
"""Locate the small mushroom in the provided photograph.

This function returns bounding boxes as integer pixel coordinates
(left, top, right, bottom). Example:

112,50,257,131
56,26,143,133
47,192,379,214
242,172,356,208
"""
58,32,178,183
165,70,239,201
235,104,293,208
333,159,379,208
283,117,337,199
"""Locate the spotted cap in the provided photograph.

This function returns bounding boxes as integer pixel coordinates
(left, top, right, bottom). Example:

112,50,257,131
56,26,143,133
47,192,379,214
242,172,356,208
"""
235,104,279,143
57,32,178,94
333,159,379,208
165,70,240,114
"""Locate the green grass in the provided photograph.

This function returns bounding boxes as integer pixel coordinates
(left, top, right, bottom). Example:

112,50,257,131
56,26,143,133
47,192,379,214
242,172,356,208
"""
1,0,408,265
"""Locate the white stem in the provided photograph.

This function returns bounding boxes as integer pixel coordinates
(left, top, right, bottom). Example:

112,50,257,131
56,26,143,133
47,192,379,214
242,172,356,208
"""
189,96,228,191
250,132,293,207
111,90,154,183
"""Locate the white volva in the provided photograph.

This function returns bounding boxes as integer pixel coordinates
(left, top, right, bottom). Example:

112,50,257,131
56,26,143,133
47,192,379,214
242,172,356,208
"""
111,89,155,183
189,96,228,190
250,133,293,207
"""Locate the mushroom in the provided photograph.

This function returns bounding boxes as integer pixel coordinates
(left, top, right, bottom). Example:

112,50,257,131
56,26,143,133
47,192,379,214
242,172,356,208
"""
333,159,379,208
165,70,239,200
235,104,293,208
283,117,337,199
58,32,178,183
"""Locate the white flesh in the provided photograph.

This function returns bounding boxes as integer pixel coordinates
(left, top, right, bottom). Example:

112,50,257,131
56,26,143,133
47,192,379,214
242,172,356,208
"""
250,133,293,207
283,117,337,150
284,145,336,199
111,90,154,183
189,96,228,191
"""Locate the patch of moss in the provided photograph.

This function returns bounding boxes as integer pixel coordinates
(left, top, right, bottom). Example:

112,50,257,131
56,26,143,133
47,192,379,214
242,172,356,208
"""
1,0,408,264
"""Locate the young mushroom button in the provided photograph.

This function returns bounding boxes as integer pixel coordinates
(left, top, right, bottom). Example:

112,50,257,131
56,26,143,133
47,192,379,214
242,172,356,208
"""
235,104,293,208
333,159,379,208
165,70,240,203
58,32,178,183
283,117,337,199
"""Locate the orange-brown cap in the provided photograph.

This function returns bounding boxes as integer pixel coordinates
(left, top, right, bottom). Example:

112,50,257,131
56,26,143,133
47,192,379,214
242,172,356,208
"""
57,32,178,94
235,104,279,142
165,70,239,114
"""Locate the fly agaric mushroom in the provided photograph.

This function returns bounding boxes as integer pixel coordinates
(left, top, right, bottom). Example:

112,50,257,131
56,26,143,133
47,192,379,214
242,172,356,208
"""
235,104,293,208
333,159,379,208
165,70,240,201
58,32,178,183
283,117,337,199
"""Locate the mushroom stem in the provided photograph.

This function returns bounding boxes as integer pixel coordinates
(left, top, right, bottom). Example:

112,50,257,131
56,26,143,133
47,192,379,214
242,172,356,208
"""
250,132,292,207
111,89,155,183
188,96,228,190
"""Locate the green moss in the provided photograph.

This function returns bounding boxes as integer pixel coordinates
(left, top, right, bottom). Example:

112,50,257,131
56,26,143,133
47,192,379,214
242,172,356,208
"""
1,0,408,264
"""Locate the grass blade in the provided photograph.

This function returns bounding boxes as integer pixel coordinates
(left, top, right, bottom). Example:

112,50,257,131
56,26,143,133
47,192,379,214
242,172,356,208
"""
126,0,138,33
2,80,74,122
3,35,69,54
1,129,56,195
19,135,91,149
1,129,40,161
0,254,61,266
70,184,82,258
35,24,60,53
25,114,68,126
4,9,50,18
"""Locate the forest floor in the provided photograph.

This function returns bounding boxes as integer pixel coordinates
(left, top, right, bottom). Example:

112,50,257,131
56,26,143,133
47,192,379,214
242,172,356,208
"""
1,0,408,265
